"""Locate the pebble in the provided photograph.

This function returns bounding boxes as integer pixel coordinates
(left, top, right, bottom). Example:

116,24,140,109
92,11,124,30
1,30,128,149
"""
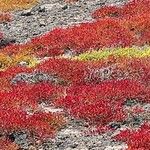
0,38,16,48
39,4,56,11
21,9,34,16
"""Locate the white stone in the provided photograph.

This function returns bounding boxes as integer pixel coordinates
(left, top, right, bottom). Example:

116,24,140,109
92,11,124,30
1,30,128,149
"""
105,144,128,150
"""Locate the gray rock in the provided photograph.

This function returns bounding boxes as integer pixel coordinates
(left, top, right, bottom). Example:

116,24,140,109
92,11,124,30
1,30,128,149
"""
0,38,16,48
21,9,34,16
39,4,56,11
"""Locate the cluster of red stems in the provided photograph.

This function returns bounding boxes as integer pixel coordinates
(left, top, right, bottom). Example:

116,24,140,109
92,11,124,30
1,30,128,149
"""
0,0,150,149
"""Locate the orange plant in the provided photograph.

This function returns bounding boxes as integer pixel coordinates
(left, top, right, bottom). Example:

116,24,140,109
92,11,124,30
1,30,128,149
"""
0,13,12,23
0,0,39,12
0,138,19,150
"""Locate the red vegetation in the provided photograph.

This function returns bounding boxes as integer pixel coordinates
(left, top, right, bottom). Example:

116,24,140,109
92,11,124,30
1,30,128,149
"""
54,79,149,125
0,66,32,91
114,123,150,150
121,13,150,45
0,107,27,132
35,56,150,87
0,13,12,23
91,0,150,46
122,0,150,18
31,19,135,55
27,112,66,138
0,82,66,141
92,6,123,19
36,58,87,84
0,138,18,150
0,82,65,109
103,57,150,87
92,0,150,19
0,107,66,138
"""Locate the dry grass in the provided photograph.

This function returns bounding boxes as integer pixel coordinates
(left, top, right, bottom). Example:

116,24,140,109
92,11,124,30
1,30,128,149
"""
0,0,39,12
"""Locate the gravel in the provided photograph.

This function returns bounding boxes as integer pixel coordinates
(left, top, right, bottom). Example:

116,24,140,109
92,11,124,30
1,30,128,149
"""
33,117,128,150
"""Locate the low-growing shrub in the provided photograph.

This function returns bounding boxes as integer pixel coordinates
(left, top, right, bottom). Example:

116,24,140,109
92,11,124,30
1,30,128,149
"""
121,13,150,46
35,56,150,86
54,79,149,125
92,0,150,20
114,123,150,150
75,47,150,61
0,107,66,138
31,19,135,55
0,138,19,150
0,81,66,147
0,81,65,108
91,6,123,19
0,13,12,23
122,0,150,18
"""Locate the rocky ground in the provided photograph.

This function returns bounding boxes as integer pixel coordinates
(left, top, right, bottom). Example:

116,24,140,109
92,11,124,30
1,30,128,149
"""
2,0,148,150
0,0,129,44
12,101,149,150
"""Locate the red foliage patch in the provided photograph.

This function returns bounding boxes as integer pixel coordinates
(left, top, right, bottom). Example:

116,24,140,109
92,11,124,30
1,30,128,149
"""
92,0,150,20
91,6,123,19
31,19,135,56
55,79,149,125
114,123,150,150
0,13,12,23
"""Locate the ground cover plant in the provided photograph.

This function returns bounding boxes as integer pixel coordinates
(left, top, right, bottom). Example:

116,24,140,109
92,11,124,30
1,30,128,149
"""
75,46,150,61
0,0,39,12
0,0,150,149
0,13,12,23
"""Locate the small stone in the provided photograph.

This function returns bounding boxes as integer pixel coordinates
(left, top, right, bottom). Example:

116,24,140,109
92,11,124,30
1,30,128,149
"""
39,20,46,27
21,9,33,16
7,133,15,142
56,141,63,147
29,146,37,150
62,5,68,10
124,99,138,106
132,117,142,125
0,38,16,48
70,143,78,148
39,4,55,11
109,123,121,129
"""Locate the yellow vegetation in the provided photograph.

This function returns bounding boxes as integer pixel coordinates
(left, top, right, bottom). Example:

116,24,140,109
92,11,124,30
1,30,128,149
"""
12,54,40,68
0,0,39,12
75,46,150,61
0,53,12,71
0,52,40,71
